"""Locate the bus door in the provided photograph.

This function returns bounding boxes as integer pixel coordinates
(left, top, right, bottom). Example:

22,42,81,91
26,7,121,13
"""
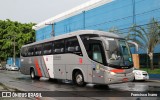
88,40,106,84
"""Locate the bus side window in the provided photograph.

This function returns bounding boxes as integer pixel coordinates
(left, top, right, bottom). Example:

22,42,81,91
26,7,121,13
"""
54,40,65,54
24,47,28,57
65,37,82,56
21,47,27,57
52,42,54,54
43,42,52,55
35,44,42,56
28,46,34,56
25,47,28,57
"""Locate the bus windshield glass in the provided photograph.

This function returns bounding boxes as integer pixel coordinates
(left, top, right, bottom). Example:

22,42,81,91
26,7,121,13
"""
104,37,133,68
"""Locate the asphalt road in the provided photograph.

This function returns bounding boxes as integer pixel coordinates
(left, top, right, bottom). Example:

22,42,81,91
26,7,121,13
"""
0,70,160,100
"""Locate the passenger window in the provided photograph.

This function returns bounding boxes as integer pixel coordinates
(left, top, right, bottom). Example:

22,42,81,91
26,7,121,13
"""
21,47,28,57
35,44,42,56
25,48,28,57
65,37,82,56
54,40,64,54
28,46,34,56
43,42,52,55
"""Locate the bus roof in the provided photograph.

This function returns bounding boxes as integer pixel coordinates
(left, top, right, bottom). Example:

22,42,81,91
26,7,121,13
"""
22,30,123,48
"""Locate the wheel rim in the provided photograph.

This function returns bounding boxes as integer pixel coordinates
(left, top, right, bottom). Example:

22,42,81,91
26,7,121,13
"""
76,74,83,84
31,71,34,78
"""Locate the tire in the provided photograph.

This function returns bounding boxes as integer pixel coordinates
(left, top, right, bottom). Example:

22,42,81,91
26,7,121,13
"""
132,77,136,82
30,69,40,80
74,71,86,87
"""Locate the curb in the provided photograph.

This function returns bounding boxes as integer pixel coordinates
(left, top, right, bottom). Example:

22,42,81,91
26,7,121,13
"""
147,79,160,83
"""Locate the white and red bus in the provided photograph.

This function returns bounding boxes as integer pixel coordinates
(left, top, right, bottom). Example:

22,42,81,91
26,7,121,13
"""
20,30,134,86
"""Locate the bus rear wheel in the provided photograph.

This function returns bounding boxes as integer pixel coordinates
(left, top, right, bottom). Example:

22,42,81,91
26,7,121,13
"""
30,69,40,80
74,71,86,87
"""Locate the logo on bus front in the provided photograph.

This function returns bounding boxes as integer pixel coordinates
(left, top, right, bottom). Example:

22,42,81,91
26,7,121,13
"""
122,66,128,69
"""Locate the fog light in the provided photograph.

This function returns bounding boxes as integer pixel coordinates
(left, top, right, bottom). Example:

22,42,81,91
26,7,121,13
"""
109,78,113,81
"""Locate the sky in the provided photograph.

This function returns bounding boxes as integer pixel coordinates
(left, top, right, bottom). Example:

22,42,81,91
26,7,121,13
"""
0,0,88,23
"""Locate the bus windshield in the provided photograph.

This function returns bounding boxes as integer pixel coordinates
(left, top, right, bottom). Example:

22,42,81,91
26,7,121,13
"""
104,37,133,68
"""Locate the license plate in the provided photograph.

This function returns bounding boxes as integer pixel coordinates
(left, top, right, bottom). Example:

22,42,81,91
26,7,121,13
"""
143,77,147,79
123,78,128,82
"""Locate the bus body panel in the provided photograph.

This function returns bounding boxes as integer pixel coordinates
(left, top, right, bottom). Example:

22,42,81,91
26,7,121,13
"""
21,57,34,75
53,54,90,82
92,62,106,84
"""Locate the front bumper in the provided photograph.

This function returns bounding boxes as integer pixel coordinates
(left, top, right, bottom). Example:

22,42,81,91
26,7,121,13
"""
9,67,19,71
105,72,134,84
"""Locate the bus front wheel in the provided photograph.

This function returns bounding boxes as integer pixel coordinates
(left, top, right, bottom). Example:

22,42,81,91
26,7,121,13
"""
74,71,86,87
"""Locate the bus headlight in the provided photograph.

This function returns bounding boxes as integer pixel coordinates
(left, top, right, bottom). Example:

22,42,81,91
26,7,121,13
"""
105,70,116,75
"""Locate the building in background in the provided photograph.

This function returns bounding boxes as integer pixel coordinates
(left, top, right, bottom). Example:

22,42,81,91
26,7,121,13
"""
7,57,20,67
33,0,160,67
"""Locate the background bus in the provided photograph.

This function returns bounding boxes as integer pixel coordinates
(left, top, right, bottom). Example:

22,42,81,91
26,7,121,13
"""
20,30,134,86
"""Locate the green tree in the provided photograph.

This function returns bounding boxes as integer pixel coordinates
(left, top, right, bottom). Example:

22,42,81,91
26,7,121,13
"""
128,18,160,70
0,19,35,61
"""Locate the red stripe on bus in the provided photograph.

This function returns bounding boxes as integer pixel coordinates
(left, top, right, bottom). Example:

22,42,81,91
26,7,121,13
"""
34,58,42,77
110,69,124,73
